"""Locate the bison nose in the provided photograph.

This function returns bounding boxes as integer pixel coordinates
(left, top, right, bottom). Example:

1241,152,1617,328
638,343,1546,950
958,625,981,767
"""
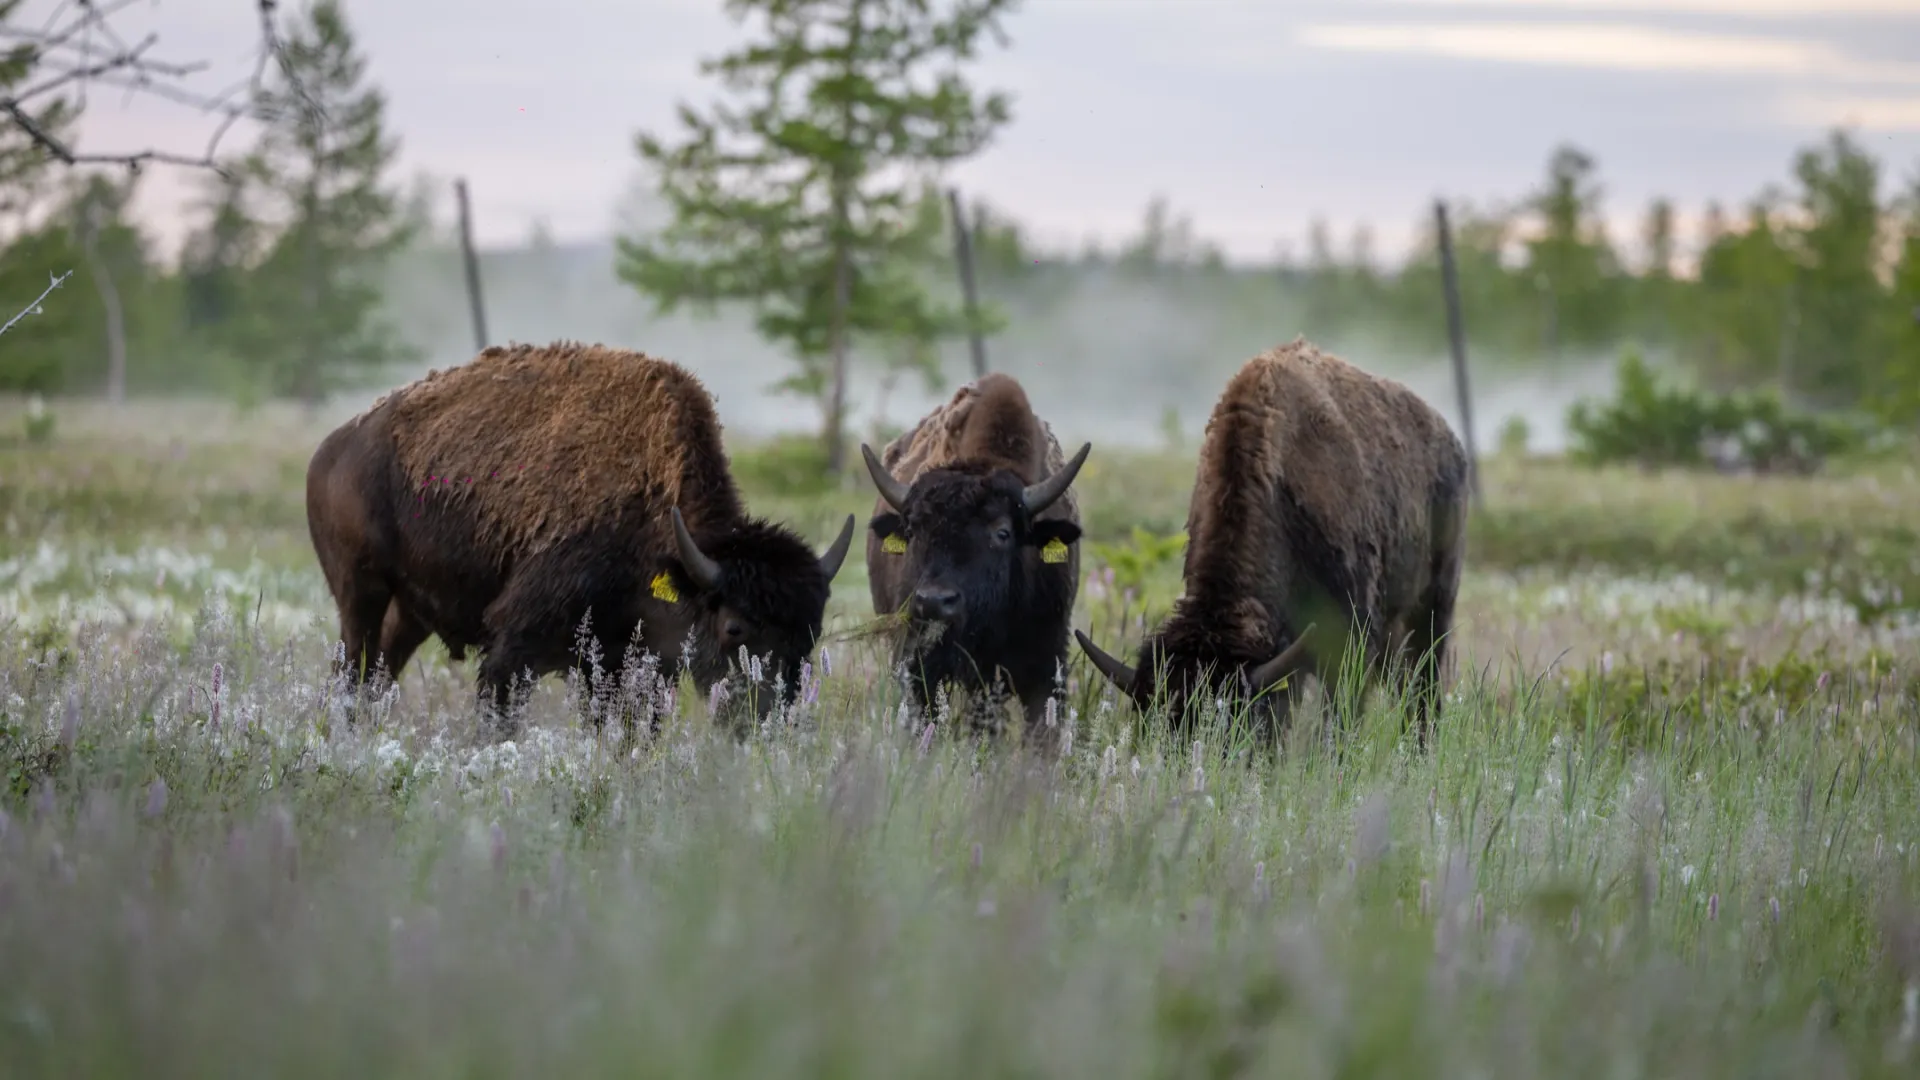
911,586,962,621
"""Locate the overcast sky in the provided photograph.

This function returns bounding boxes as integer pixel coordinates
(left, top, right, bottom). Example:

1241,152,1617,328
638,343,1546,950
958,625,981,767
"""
19,0,1920,265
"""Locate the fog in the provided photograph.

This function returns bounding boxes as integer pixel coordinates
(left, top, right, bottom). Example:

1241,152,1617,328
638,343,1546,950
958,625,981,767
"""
362,235,1623,459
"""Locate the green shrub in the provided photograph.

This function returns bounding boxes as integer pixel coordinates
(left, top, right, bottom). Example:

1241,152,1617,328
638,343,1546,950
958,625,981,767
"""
728,433,838,497
1566,349,1880,473
1087,525,1187,593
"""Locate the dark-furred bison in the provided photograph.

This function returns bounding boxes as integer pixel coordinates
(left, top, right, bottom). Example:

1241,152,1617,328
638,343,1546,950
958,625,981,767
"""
305,341,855,735
1074,338,1469,749
860,373,1091,745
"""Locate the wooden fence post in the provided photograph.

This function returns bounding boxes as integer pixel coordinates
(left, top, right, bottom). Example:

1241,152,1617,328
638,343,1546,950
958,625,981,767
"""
1433,199,1483,510
947,187,988,379
455,178,490,353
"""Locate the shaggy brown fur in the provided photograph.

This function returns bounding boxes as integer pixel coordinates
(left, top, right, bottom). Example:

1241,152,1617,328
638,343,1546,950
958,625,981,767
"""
863,373,1088,745
385,341,747,556
1075,338,1469,750
307,341,854,739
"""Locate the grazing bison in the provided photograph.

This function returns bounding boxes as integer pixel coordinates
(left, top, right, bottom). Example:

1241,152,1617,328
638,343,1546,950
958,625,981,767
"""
861,373,1091,744
1074,338,1469,749
305,341,856,735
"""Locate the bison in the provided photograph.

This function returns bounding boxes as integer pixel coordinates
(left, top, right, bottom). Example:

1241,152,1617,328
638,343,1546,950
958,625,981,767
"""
1073,338,1469,750
304,341,856,736
860,373,1091,745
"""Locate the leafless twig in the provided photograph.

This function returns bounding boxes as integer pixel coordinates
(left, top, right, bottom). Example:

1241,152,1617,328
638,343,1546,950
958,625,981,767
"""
0,268,72,338
0,0,316,178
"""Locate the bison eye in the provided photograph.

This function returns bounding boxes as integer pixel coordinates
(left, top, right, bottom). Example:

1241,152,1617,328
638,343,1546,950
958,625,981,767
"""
994,527,1012,544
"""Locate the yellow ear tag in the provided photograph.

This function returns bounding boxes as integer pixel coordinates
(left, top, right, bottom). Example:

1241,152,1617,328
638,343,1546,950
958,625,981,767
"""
1041,537,1070,564
881,533,908,555
650,571,680,604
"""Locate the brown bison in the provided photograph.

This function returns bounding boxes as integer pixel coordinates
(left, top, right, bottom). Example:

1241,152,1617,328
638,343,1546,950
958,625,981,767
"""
1074,339,1469,750
861,373,1090,744
304,341,856,735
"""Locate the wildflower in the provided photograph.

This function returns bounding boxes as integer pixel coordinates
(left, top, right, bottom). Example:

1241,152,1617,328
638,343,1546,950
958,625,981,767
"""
1770,896,1782,923
918,722,935,757
1708,893,1719,920
971,842,983,871
144,778,167,818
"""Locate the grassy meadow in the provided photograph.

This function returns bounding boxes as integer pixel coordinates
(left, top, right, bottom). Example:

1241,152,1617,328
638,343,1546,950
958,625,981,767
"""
3,395,1920,1078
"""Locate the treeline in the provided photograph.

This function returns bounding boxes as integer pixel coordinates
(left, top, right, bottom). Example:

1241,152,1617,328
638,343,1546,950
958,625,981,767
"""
3,0,1917,430
937,135,1920,422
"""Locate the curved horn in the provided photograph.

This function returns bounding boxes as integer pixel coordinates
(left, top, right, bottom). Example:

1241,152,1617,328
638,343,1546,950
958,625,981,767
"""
1074,629,1137,695
818,513,856,580
1022,442,1091,516
670,506,725,591
1246,623,1317,694
860,443,911,511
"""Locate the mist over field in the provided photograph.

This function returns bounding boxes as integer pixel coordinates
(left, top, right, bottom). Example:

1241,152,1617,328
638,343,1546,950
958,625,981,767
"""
365,235,1624,455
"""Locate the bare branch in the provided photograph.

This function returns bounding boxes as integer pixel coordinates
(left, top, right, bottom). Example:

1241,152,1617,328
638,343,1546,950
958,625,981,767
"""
0,268,72,338
0,0,315,178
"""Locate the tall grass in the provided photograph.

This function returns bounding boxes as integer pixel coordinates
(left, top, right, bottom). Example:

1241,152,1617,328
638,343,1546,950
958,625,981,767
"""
3,399,1919,1076
2,589,1917,1077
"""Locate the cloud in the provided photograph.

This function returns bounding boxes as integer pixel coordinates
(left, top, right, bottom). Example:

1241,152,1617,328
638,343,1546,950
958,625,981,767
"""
1373,0,1920,15
1779,95,1920,131
1297,21,1920,85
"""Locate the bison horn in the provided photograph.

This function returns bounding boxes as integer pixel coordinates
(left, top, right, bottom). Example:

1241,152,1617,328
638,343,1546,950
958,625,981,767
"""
860,443,912,511
1245,624,1318,695
1022,442,1091,516
1074,629,1136,695
818,513,856,580
670,506,725,591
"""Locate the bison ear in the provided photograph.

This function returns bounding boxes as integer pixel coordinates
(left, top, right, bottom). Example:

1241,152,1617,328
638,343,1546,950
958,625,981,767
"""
1025,518,1081,549
867,511,902,541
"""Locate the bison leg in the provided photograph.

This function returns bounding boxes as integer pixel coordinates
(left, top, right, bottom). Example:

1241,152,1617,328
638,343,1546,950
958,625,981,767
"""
376,601,433,687
1401,590,1457,754
330,575,398,715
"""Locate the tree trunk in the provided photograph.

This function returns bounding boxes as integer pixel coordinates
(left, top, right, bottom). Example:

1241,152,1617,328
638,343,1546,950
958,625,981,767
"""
821,0,866,476
78,220,127,403
825,226,851,474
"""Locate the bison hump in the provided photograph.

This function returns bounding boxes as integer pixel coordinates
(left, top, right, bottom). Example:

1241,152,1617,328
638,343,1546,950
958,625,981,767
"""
385,341,744,552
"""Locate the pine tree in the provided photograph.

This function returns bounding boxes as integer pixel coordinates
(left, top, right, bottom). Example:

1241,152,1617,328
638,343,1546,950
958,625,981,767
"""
618,0,1018,472
1786,128,1885,406
1523,144,1623,354
239,0,416,406
0,0,76,219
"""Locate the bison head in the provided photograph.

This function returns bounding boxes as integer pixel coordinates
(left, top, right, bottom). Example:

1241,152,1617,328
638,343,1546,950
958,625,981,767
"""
664,506,855,723
862,441,1090,643
1073,624,1316,734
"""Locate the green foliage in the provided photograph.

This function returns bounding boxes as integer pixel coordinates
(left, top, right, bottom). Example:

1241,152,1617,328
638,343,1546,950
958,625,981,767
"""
215,0,418,404
1087,525,1187,594
1567,349,1876,474
616,0,1018,465
1495,414,1531,458
727,433,839,497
